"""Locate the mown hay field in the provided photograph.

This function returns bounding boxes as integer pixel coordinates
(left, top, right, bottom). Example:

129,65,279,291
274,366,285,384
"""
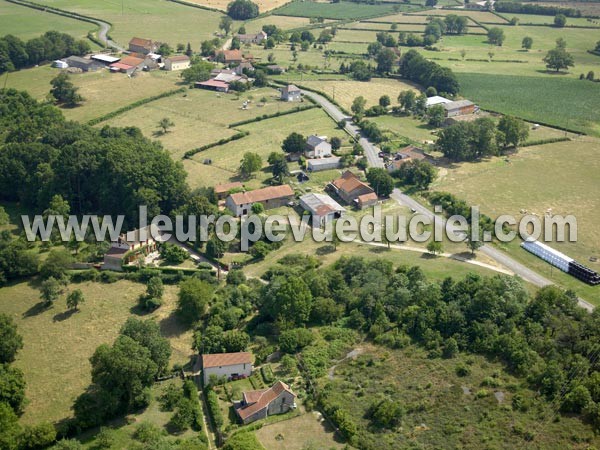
433,138,600,303
185,107,346,189
0,280,191,425
298,77,420,111
102,86,302,159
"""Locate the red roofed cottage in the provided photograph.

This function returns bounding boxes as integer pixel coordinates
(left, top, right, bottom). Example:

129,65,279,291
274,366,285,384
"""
235,381,296,424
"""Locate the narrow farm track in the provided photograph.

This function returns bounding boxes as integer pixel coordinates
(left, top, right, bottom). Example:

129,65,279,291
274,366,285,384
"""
5,0,125,51
305,90,595,312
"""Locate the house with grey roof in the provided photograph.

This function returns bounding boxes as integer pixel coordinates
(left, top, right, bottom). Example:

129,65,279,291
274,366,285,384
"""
305,135,332,158
300,193,346,226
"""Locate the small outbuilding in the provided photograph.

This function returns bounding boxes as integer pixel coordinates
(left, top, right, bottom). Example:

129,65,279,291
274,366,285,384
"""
307,156,341,172
300,193,346,226
164,55,191,71
442,100,476,117
195,79,230,92
280,84,301,102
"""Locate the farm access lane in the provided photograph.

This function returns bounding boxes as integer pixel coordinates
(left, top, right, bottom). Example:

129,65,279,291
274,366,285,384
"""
304,89,595,312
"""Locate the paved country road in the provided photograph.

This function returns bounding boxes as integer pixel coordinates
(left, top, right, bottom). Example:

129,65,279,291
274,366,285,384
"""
304,89,595,312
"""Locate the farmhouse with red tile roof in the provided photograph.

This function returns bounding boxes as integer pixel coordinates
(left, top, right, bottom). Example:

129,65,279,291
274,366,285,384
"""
235,381,296,424
201,352,252,385
226,185,294,216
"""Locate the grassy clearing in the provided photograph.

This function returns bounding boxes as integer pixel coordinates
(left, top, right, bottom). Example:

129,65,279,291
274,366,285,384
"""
433,138,600,303
33,0,224,48
0,279,192,425
370,114,438,143
3,65,182,123
185,107,346,189
254,412,345,450
457,72,600,136
0,0,100,42
273,1,415,20
297,77,420,111
323,343,600,449
103,87,301,159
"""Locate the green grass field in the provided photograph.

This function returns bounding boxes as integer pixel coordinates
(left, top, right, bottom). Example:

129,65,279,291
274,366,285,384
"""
0,279,191,425
102,87,302,159
273,0,416,20
457,72,600,135
323,343,600,449
33,0,224,49
0,0,100,42
185,107,346,189
433,138,600,304
494,13,600,27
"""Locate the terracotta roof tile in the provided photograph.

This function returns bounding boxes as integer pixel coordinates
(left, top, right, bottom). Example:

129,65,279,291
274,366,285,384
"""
202,352,252,368
229,185,294,206
237,381,295,420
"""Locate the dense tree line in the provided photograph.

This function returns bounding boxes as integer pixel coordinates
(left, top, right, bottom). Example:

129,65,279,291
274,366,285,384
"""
495,2,582,17
0,31,90,74
0,89,189,226
399,50,460,95
436,116,529,161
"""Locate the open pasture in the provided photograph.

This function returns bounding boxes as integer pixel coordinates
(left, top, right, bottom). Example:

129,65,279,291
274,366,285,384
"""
185,107,345,189
102,86,301,158
0,0,99,42
494,12,600,27
433,138,600,302
242,15,313,32
32,0,224,49
0,279,191,425
298,77,420,111
406,9,510,23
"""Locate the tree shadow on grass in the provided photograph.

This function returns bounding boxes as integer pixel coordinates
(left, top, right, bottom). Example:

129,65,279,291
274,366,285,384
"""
22,301,51,318
159,310,187,339
53,308,78,322
368,246,390,254
420,252,437,260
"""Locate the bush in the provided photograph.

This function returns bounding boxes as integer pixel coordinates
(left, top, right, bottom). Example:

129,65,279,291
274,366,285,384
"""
456,364,471,377
205,389,224,430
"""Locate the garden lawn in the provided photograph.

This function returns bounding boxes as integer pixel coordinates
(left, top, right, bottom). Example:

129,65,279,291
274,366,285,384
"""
0,0,100,42
0,280,191,425
32,0,225,48
102,87,301,159
254,412,345,450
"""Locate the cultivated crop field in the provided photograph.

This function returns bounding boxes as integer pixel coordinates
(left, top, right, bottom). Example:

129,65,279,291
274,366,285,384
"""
0,0,99,41
32,0,224,48
102,86,302,158
433,138,600,302
323,343,600,449
0,280,191,425
457,73,600,136
298,77,420,111
185,107,346,189
273,0,417,20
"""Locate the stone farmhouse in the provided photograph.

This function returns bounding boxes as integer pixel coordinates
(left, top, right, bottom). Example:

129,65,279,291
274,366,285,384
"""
128,37,159,55
226,185,294,216
235,381,296,424
201,352,252,385
236,30,267,45
329,171,377,209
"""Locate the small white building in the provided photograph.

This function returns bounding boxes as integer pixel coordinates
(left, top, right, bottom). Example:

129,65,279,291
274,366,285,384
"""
305,135,332,158
53,60,69,69
164,55,191,71
202,352,253,385
300,193,346,226
425,95,453,108
307,156,341,172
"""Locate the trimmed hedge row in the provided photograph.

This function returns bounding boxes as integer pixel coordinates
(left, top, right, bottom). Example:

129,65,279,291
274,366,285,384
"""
183,130,250,159
227,104,317,128
521,137,571,147
87,88,186,126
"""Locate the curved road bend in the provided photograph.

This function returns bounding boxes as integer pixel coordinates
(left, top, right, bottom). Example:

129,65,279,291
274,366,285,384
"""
303,90,595,312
